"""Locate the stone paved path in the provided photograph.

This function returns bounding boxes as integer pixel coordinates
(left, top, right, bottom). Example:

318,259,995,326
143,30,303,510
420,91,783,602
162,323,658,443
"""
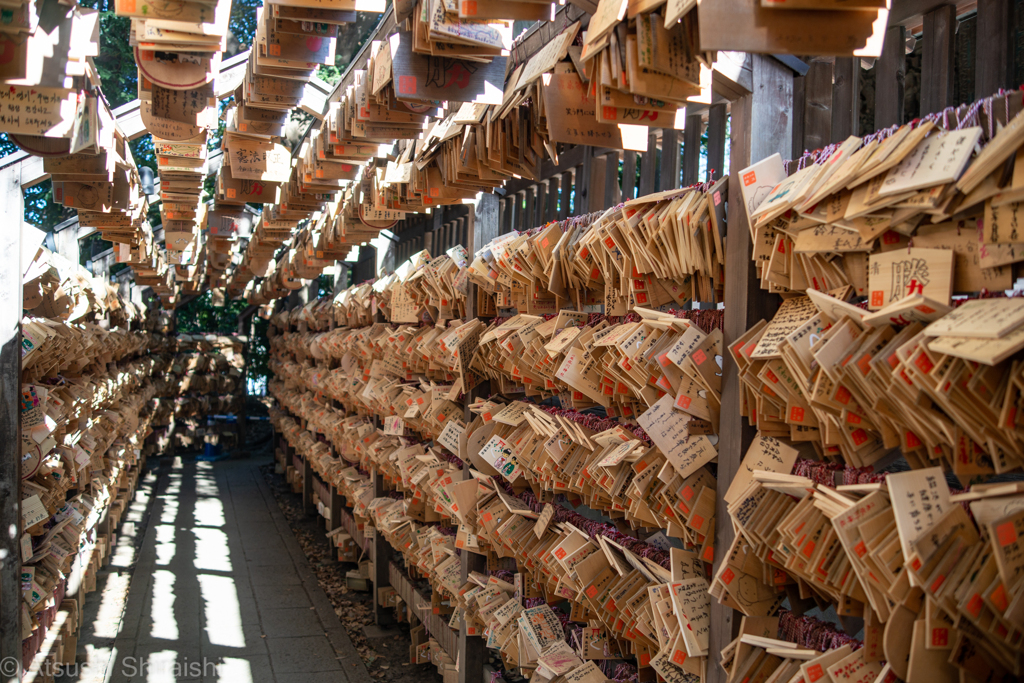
69,454,371,683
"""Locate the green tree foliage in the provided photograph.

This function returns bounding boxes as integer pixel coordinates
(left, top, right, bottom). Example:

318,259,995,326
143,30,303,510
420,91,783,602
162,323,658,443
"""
318,13,383,84
78,2,137,108
176,290,250,334
246,316,270,394
175,291,271,396
229,0,262,51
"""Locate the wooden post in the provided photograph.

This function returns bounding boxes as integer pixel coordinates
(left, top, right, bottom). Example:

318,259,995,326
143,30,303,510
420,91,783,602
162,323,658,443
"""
683,114,702,186
559,170,573,219
709,54,791,683
535,181,547,224
976,0,1014,97
706,103,727,182
802,57,834,153
471,193,500,258
832,58,860,142
524,187,535,230
457,192,496,683
423,228,434,258
513,191,524,231
639,132,658,195
920,5,956,116
329,484,342,533
578,148,592,214
792,72,806,159
371,467,394,627
603,152,619,209
660,129,681,191
302,456,313,516
621,151,637,200
548,176,561,221
875,25,906,129
0,162,24,683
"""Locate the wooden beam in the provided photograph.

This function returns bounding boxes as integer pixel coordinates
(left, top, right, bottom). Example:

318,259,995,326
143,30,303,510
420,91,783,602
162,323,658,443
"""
0,163,23,683
875,25,907,129
832,58,860,141
920,4,956,116
712,51,754,100
709,53,791,683
802,57,834,153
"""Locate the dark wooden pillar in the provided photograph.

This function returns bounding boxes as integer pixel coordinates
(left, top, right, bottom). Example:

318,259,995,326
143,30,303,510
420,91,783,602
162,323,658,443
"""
875,25,907,129
660,129,681,191
621,151,637,200
802,57,834,152
639,132,657,195
921,5,957,116
371,466,394,627
559,169,573,219
603,151,620,208
832,58,860,141
302,456,313,516
706,103,727,182
535,181,547,224
683,114,702,186
976,0,1014,97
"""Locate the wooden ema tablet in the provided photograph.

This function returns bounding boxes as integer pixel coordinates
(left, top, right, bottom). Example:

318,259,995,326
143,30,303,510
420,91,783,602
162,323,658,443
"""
134,46,217,90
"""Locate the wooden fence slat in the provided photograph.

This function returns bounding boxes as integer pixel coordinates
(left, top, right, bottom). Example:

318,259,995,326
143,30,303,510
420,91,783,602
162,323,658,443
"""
660,128,681,190
832,57,860,141
621,151,637,200
976,0,1014,97
706,103,727,182
921,4,957,115
683,115,702,186
802,57,834,154
875,25,907,129
639,133,657,195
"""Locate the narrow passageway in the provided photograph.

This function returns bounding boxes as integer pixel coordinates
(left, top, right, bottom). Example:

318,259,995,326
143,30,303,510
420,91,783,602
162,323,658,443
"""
64,452,373,683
